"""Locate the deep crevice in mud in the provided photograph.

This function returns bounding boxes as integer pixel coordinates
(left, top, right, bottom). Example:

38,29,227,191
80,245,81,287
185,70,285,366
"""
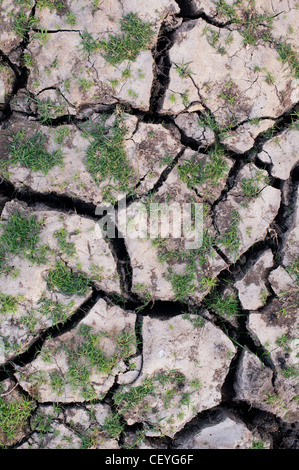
210,308,276,371
0,3,37,123
0,177,101,219
272,178,298,244
0,288,101,378
149,17,178,114
169,399,298,449
147,148,186,195
107,224,133,297
174,0,230,27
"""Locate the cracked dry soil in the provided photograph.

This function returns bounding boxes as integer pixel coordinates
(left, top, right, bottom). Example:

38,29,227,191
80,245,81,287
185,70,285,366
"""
0,0,298,450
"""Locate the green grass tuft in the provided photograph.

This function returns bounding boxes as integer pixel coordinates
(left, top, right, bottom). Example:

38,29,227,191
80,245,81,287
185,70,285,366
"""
241,168,270,200
114,377,155,414
54,228,76,257
83,113,136,202
3,130,64,174
99,13,155,65
286,256,299,285
0,392,35,446
46,261,91,296
178,148,229,190
217,208,242,258
0,294,18,314
276,41,299,79
0,211,48,272
10,11,38,38
204,291,240,318
102,413,124,439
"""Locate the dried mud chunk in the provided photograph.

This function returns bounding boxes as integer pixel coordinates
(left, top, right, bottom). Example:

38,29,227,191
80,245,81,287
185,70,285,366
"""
215,164,281,262
162,19,299,125
0,62,15,110
0,114,182,205
258,129,299,180
0,0,34,56
174,113,215,147
176,412,265,449
281,186,299,268
247,293,299,424
0,378,35,448
25,1,180,114
221,119,274,154
0,200,121,364
234,350,299,424
120,167,227,302
235,250,274,310
15,299,137,403
114,316,235,438
19,423,82,449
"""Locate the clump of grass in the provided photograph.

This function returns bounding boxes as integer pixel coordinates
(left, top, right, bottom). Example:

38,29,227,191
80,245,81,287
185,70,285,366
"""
15,0,33,7
281,366,299,379
0,211,48,271
204,291,240,318
114,377,155,414
3,130,64,174
151,210,218,302
79,28,101,55
286,257,299,285
50,371,65,396
31,409,55,433
80,428,99,449
33,97,67,124
36,0,59,10
54,126,70,145
46,261,91,296
36,298,75,325
83,113,136,202
102,413,124,439
216,0,239,21
275,333,291,352
54,228,76,257
10,11,38,38
217,209,242,258
0,294,18,314
215,1,274,46
76,324,136,375
178,147,229,190
219,80,237,106
174,60,194,78
250,440,267,449
276,41,299,79
50,324,137,399
183,310,206,329
241,168,270,200
289,110,299,130
99,13,155,65
23,52,35,68
0,392,35,446
240,11,273,45
78,77,94,92
168,270,196,302
66,12,76,26
79,13,154,63
33,28,49,45
114,369,201,421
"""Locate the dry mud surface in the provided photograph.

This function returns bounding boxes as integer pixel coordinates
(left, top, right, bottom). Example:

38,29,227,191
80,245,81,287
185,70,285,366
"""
0,0,298,450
